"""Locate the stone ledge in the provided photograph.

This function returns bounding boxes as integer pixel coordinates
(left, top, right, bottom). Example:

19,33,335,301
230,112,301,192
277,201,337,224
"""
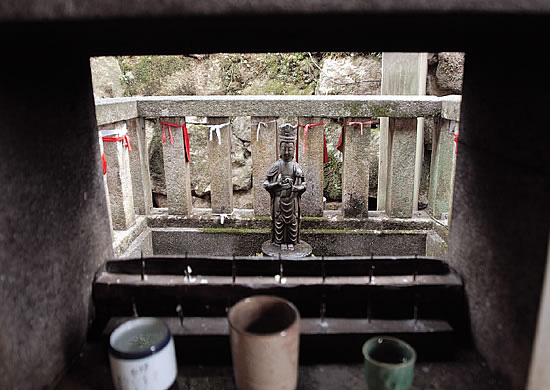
112,215,148,257
95,97,138,125
440,95,461,122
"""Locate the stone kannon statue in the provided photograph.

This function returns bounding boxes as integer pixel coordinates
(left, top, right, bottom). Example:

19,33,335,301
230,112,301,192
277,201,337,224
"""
261,124,312,257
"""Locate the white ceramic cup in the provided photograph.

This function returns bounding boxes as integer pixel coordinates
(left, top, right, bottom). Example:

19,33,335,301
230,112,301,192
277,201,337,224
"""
228,295,301,390
108,317,177,390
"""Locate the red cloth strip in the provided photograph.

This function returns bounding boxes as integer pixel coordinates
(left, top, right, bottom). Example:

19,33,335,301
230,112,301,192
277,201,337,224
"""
297,122,325,154
323,133,329,164
102,135,132,152
454,131,459,154
160,120,191,162
101,153,107,175
183,123,191,162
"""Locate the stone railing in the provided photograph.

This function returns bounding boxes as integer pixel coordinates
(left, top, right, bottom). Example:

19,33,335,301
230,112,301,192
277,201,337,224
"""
95,95,461,231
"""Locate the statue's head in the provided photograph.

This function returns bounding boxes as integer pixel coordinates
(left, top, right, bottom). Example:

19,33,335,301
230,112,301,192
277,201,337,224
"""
279,124,296,162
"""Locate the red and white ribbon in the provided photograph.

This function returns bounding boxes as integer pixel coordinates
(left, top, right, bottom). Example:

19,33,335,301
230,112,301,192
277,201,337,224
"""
99,125,131,175
100,126,132,152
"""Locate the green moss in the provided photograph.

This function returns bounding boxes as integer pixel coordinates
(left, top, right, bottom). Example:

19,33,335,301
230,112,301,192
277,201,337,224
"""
301,216,326,221
202,227,270,234
347,102,396,118
220,53,319,96
253,215,271,220
302,229,426,235
118,55,190,96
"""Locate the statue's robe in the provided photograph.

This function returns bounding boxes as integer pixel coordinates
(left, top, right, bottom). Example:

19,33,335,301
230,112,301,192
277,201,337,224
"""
265,159,305,245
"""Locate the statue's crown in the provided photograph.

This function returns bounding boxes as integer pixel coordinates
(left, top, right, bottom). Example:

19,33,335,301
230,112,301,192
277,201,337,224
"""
279,124,296,143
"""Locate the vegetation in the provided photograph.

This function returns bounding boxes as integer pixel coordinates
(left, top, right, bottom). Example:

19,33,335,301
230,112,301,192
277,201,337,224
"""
116,52,381,97
118,55,190,96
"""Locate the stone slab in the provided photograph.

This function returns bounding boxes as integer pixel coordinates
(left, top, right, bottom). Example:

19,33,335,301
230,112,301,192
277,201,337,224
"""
297,117,324,217
101,121,136,229
137,95,441,118
425,231,448,260
251,116,278,215
207,117,233,214
378,53,427,211
127,118,153,214
428,119,455,219
342,117,370,218
385,118,417,218
161,116,193,215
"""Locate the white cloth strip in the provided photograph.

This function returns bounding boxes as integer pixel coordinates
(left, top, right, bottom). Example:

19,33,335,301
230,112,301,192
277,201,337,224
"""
207,122,230,145
98,125,128,138
255,119,278,142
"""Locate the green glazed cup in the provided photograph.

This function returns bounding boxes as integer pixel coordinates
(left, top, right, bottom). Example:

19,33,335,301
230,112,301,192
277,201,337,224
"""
362,336,416,390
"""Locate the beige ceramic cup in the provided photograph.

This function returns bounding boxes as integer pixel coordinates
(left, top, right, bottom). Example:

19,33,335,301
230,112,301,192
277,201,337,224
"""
228,295,301,390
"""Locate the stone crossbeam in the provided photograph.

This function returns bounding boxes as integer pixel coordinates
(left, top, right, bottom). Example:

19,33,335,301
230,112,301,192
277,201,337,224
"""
96,95,444,124
136,95,442,118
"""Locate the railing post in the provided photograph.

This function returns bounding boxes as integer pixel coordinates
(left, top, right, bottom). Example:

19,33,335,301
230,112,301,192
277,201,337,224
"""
127,118,153,215
428,118,457,220
251,116,278,215
385,118,417,218
297,116,324,217
101,121,136,230
342,117,371,218
207,117,233,214
377,52,428,211
161,116,193,215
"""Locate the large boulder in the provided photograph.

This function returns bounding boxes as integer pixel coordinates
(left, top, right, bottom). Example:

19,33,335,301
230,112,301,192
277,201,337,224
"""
316,55,381,95
160,57,225,95
427,52,464,96
90,57,125,98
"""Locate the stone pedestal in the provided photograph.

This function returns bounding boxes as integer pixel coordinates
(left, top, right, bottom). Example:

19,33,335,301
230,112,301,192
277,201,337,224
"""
251,116,278,215
297,117,324,217
127,118,153,215
342,118,370,218
262,240,312,258
161,116,193,215
385,118,417,218
102,121,136,230
207,117,233,214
